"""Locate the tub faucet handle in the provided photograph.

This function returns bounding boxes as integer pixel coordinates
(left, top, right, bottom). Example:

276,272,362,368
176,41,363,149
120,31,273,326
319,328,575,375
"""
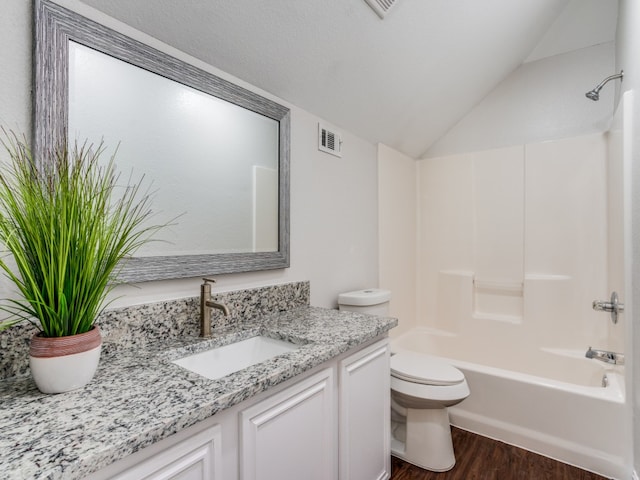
592,291,624,324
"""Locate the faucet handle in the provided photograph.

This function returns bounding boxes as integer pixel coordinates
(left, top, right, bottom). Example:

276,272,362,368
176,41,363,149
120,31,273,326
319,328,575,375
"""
202,277,217,285
592,291,624,324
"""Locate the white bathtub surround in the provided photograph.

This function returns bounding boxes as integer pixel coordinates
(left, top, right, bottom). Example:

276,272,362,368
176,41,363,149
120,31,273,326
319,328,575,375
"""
392,328,626,479
472,146,525,323
378,130,628,477
418,133,610,352
378,144,418,338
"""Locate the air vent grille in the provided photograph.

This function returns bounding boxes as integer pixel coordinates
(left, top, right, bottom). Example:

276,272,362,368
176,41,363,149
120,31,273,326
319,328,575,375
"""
318,124,342,157
363,0,398,19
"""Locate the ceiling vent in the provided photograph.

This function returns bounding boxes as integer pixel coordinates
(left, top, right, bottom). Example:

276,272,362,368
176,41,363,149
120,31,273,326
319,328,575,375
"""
318,123,342,157
363,0,398,19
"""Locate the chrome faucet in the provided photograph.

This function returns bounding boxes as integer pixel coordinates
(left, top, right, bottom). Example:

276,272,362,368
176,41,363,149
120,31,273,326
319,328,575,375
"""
585,347,625,366
592,291,624,324
200,278,230,337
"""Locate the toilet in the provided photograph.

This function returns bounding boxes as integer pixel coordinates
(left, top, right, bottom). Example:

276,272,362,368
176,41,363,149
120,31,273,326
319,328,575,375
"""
390,351,469,471
338,288,470,472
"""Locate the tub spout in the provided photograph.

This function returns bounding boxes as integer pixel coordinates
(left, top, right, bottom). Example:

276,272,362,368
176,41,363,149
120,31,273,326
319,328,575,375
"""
585,347,625,366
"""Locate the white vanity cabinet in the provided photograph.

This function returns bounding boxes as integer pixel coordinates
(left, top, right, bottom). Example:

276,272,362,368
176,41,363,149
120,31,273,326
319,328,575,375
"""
85,336,390,480
239,368,336,480
339,339,391,480
85,424,222,480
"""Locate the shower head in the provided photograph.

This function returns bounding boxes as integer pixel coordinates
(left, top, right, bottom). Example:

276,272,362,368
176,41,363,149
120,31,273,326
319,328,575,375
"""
585,89,601,101
585,70,624,101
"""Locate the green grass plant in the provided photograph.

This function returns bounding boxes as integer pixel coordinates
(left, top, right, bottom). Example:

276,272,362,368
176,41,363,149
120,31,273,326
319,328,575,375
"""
0,132,161,337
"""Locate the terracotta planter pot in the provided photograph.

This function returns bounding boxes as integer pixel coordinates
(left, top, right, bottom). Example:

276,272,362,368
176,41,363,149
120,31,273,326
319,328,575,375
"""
29,326,102,394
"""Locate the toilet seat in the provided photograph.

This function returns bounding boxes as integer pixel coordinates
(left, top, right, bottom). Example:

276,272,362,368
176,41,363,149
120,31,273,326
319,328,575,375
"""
391,352,464,386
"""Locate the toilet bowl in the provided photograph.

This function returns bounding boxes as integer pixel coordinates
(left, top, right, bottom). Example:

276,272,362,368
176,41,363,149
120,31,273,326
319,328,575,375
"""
390,351,470,472
337,289,470,472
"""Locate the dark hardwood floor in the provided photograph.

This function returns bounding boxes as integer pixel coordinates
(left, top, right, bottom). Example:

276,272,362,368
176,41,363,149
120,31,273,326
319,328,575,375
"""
390,427,610,480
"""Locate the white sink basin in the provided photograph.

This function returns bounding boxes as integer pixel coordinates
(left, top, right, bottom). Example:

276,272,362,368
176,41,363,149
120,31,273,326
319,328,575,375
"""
172,336,300,380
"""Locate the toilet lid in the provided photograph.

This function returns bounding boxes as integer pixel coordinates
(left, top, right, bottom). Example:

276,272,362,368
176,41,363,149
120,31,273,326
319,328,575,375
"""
391,352,465,386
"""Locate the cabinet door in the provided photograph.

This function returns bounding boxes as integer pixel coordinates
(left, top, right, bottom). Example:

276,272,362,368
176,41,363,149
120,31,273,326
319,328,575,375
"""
339,338,390,480
240,368,336,480
111,424,222,480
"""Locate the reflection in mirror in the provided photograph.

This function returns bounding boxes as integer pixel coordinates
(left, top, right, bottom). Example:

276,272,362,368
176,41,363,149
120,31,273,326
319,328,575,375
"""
34,0,290,282
69,42,279,256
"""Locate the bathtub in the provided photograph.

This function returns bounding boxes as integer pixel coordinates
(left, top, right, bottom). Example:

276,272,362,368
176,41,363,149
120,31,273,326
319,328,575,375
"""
391,327,628,479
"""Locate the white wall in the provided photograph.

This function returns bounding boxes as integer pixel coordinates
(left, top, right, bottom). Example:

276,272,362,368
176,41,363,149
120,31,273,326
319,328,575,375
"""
377,144,417,337
426,42,615,158
616,0,640,475
0,0,379,311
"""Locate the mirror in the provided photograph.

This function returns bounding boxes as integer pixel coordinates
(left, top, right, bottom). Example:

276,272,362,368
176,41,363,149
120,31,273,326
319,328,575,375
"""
34,0,290,283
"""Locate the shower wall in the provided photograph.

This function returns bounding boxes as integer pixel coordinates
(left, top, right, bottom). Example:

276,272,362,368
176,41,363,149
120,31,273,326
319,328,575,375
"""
417,133,615,351
606,102,628,354
378,144,418,338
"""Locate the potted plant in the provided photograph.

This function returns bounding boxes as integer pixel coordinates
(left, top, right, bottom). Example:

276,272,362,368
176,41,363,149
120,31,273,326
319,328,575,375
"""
0,131,160,393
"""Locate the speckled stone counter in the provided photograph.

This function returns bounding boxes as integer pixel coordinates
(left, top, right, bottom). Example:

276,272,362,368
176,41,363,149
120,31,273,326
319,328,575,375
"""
0,304,397,480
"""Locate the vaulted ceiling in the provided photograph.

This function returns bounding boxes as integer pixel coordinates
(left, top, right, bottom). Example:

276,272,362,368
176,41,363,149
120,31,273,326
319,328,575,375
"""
78,0,617,158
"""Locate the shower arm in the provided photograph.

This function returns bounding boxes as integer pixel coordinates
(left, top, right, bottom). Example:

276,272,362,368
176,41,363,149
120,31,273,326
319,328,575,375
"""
592,72,624,93
585,70,624,100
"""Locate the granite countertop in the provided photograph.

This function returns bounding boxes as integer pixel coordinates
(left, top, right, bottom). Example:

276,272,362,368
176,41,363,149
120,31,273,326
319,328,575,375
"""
0,306,397,480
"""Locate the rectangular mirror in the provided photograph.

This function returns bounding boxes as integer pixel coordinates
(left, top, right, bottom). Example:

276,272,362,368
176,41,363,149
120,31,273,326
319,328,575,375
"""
34,0,290,283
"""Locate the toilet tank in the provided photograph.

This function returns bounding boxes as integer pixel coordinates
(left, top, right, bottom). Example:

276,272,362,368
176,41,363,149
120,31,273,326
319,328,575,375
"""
338,288,391,316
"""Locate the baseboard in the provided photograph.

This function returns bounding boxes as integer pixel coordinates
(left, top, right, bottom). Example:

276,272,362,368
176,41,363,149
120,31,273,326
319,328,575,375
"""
450,408,627,480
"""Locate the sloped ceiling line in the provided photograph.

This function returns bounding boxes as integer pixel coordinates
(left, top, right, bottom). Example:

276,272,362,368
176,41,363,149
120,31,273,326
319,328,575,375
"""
76,0,615,158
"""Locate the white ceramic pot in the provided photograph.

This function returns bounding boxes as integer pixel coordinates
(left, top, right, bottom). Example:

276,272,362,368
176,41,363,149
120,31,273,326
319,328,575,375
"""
29,326,102,394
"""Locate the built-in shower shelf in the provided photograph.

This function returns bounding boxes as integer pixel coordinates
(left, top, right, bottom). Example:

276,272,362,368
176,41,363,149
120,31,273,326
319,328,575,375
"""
473,278,523,293
524,274,572,281
473,275,523,323
472,312,522,324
